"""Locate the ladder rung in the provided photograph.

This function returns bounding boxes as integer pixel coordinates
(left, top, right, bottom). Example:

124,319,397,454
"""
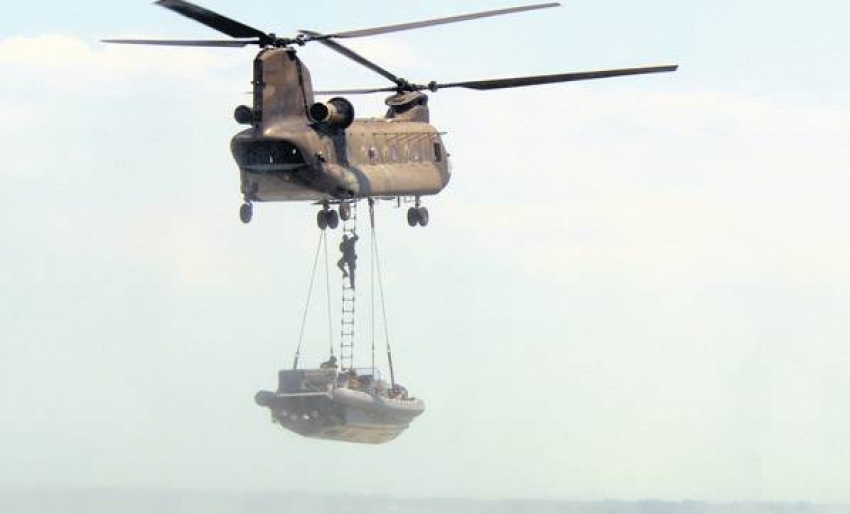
339,222,357,365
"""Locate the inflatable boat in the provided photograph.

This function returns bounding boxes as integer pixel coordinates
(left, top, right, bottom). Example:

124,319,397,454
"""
255,368,425,444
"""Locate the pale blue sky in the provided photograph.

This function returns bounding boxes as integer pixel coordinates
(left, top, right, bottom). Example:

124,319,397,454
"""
5,0,850,103
1,0,850,504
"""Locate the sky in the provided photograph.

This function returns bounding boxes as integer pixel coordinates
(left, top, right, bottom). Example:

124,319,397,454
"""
1,0,850,504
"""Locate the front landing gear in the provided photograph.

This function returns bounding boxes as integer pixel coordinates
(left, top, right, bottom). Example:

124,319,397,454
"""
339,202,352,222
240,202,253,224
317,205,340,230
406,198,430,227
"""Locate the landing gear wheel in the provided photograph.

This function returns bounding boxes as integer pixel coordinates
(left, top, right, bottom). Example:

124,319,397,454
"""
407,207,420,227
339,202,351,221
417,207,430,227
326,209,340,229
239,202,253,224
317,210,328,230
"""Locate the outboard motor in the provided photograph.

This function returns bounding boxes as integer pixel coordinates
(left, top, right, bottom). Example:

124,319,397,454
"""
308,97,355,130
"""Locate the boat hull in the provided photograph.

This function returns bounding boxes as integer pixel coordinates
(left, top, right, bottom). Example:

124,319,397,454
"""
255,369,425,444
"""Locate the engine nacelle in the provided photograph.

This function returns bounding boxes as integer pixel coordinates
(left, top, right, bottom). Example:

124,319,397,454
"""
234,105,254,125
308,97,355,130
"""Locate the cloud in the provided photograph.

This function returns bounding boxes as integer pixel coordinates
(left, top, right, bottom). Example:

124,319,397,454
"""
0,34,246,94
429,85,850,287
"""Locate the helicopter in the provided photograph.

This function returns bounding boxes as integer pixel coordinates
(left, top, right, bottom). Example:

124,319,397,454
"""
105,0,677,229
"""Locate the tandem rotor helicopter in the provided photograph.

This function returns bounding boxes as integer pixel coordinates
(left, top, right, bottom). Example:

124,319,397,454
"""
105,0,677,229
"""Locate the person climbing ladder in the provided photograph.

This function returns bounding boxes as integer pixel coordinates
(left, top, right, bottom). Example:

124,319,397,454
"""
337,231,359,289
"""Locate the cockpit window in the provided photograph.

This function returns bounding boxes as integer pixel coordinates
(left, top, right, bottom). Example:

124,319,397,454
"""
240,141,305,166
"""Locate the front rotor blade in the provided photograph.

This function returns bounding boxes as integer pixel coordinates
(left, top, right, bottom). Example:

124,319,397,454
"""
304,2,561,40
301,30,401,84
438,65,679,90
102,38,258,47
314,87,398,96
155,0,269,40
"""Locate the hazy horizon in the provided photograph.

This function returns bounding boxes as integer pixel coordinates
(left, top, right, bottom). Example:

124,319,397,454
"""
4,488,850,514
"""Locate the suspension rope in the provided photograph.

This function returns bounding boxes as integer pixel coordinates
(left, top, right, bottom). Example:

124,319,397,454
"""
370,200,396,390
322,229,335,358
293,231,325,370
369,200,376,377
322,230,334,356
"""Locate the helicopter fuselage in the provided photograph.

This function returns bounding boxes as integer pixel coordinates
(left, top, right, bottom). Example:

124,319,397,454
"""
232,120,450,203
104,0,677,226
230,48,450,204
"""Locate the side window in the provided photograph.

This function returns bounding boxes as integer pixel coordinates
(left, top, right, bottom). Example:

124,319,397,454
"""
434,142,443,163
375,134,387,163
368,147,378,164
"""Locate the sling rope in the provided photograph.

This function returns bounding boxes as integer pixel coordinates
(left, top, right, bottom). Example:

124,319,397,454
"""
322,229,334,358
369,200,376,376
369,200,396,390
292,231,324,370
292,229,335,370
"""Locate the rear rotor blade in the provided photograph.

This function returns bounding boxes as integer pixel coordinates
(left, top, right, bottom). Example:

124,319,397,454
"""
303,3,561,41
155,0,269,40
102,38,258,47
320,65,679,95
437,65,679,90
300,30,402,84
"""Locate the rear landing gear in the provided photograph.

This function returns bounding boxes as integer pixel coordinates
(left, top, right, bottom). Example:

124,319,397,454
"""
240,202,253,224
406,198,429,227
407,207,430,227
